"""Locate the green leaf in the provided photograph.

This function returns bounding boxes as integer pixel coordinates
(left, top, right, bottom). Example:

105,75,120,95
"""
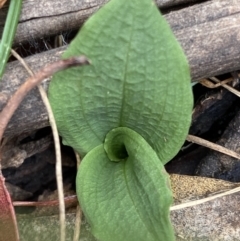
77,127,175,241
48,0,193,165
48,0,193,240
0,0,23,78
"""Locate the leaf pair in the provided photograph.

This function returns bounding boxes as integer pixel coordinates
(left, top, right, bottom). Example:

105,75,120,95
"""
48,0,193,240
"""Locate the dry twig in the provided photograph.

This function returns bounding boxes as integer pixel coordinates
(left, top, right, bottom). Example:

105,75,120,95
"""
210,76,240,97
73,152,82,241
187,134,240,160
200,74,240,98
13,195,77,207
171,185,240,211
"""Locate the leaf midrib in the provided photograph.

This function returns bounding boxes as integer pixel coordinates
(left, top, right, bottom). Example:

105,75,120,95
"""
123,161,157,241
119,8,135,127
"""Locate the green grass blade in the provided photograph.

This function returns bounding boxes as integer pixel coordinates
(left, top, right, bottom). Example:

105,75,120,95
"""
0,0,22,78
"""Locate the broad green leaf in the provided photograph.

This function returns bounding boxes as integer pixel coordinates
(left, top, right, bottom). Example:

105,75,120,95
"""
77,127,175,241
48,0,193,240
48,0,193,165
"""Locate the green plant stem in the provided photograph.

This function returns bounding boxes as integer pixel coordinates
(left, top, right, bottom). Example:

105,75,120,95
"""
0,0,22,78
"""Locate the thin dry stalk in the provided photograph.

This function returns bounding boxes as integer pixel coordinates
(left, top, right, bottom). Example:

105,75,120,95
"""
0,54,89,241
200,74,240,98
13,195,77,207
210,76,240,97
200,77,233,88
187,134,240,160
171,185,240,211
73,151,82,241
73,205,82,241
11,49,67,241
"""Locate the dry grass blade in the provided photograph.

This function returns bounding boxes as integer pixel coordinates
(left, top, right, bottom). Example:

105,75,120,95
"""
187,134,240,160
13,195,77,207
73,151,82,241
171,185,240,211
11,49,67,241
73,205,82,241
200,77,233,88
0,53,89,241
210,76,240,97
200,74,240,98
